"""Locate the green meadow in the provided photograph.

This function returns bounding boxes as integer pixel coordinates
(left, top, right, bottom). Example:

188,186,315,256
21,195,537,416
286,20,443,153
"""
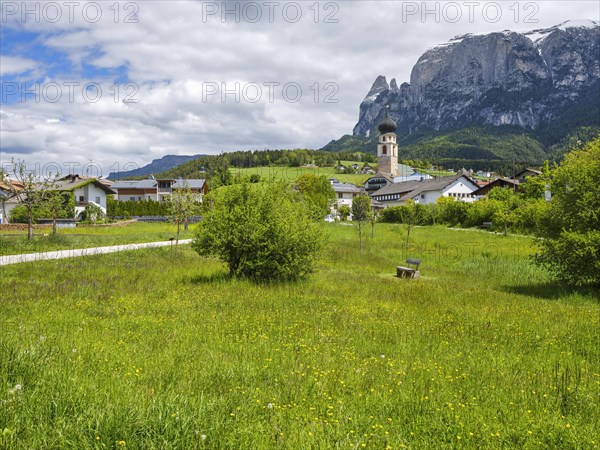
0,222,195,256
229,164,371,185
1,224,598,449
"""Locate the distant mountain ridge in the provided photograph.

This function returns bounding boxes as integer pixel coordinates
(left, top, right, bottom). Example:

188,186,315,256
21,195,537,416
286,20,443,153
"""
324,20,600,162
107,154,205,180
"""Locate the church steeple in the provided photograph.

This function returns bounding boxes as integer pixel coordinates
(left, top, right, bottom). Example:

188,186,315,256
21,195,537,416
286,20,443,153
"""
377,107,398,177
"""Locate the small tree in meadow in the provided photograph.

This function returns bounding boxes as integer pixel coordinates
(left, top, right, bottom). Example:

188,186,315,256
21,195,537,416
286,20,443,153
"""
352,195,371,254
370,209,378,238
192,181,325,282
169,185,201,246
402,199,425,246
43,190,74,235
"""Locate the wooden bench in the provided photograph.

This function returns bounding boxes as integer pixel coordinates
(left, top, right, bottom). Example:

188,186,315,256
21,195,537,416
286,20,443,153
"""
396,258,421,279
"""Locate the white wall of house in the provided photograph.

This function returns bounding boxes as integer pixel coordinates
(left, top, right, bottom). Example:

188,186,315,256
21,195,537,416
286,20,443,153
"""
335,192,358,208
414,190,443,204
2,198,20,223
73,184,108,208
73,183,109,216
442,179,477,202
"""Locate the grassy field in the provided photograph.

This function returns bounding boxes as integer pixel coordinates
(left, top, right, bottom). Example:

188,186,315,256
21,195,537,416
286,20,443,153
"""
1,224,598,449
229,164,371,185
0,222,194,256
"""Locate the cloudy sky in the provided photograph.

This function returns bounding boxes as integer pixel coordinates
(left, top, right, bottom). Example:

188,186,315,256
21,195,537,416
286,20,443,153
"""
1,0,598,176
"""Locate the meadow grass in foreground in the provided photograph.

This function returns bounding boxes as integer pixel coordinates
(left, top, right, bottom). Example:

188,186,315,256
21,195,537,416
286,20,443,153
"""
0,222,194,256
0,224,598,449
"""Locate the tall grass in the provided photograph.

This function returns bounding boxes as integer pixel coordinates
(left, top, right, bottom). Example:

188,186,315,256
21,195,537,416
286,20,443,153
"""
1,225,598,449
0,222,194,256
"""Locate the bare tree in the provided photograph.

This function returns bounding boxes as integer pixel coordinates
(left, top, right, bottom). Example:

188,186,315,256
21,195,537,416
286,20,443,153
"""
5,159,59,240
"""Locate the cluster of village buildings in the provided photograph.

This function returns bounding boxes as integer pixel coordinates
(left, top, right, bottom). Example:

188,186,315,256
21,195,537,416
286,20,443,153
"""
0,112,541,224
329,111,541,217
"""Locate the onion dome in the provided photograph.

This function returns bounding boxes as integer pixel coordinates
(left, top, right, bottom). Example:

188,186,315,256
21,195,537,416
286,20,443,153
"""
378,109,397,134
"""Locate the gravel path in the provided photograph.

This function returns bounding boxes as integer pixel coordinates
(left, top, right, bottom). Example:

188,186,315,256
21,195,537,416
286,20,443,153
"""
0,240,192,266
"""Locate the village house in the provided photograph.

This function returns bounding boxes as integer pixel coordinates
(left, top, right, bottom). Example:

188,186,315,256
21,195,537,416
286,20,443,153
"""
331,180,363,209
361,165,376,175
0,175,115,223
472,169,543,199
370,170,479,207
364,173,393,194
0,180,24,224
471,178,520,198
514,168,542,183
111,178,208,202
53,175,116,217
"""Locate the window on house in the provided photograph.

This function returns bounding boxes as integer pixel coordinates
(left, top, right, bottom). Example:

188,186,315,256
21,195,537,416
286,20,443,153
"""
130,197,135,201
79,196,84,202
338,193,343,199
95,196,100,203
382,145,387,155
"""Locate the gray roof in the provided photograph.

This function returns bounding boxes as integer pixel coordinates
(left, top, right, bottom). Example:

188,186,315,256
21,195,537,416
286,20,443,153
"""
332,182,362,194
372,172,477,200
49,175,116,194
173,179,205,189
111,180,157,189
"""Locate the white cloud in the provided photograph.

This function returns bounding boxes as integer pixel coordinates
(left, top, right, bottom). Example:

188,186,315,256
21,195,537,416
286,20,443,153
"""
0,55,38,75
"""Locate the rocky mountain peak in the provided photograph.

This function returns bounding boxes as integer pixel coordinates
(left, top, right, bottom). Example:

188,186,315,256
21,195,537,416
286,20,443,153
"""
364,75,390,101
353,21,600,140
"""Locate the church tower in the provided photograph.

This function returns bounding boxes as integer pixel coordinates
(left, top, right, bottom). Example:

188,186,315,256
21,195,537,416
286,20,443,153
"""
377,108,398,177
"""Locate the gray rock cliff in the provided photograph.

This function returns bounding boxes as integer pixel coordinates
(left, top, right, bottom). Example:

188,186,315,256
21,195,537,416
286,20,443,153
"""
353,20,600,141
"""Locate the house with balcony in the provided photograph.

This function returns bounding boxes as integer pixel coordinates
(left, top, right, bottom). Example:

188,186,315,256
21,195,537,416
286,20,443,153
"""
111,178,208,202
332,180,363,209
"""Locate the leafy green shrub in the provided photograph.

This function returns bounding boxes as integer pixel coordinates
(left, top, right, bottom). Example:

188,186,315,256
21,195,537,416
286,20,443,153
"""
107,198,169,217
9,205,44,224
536,138,600,285
296,174,335,220
379,204,431,225
192,182,325,282
435,197,470,226
80,203,105,223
